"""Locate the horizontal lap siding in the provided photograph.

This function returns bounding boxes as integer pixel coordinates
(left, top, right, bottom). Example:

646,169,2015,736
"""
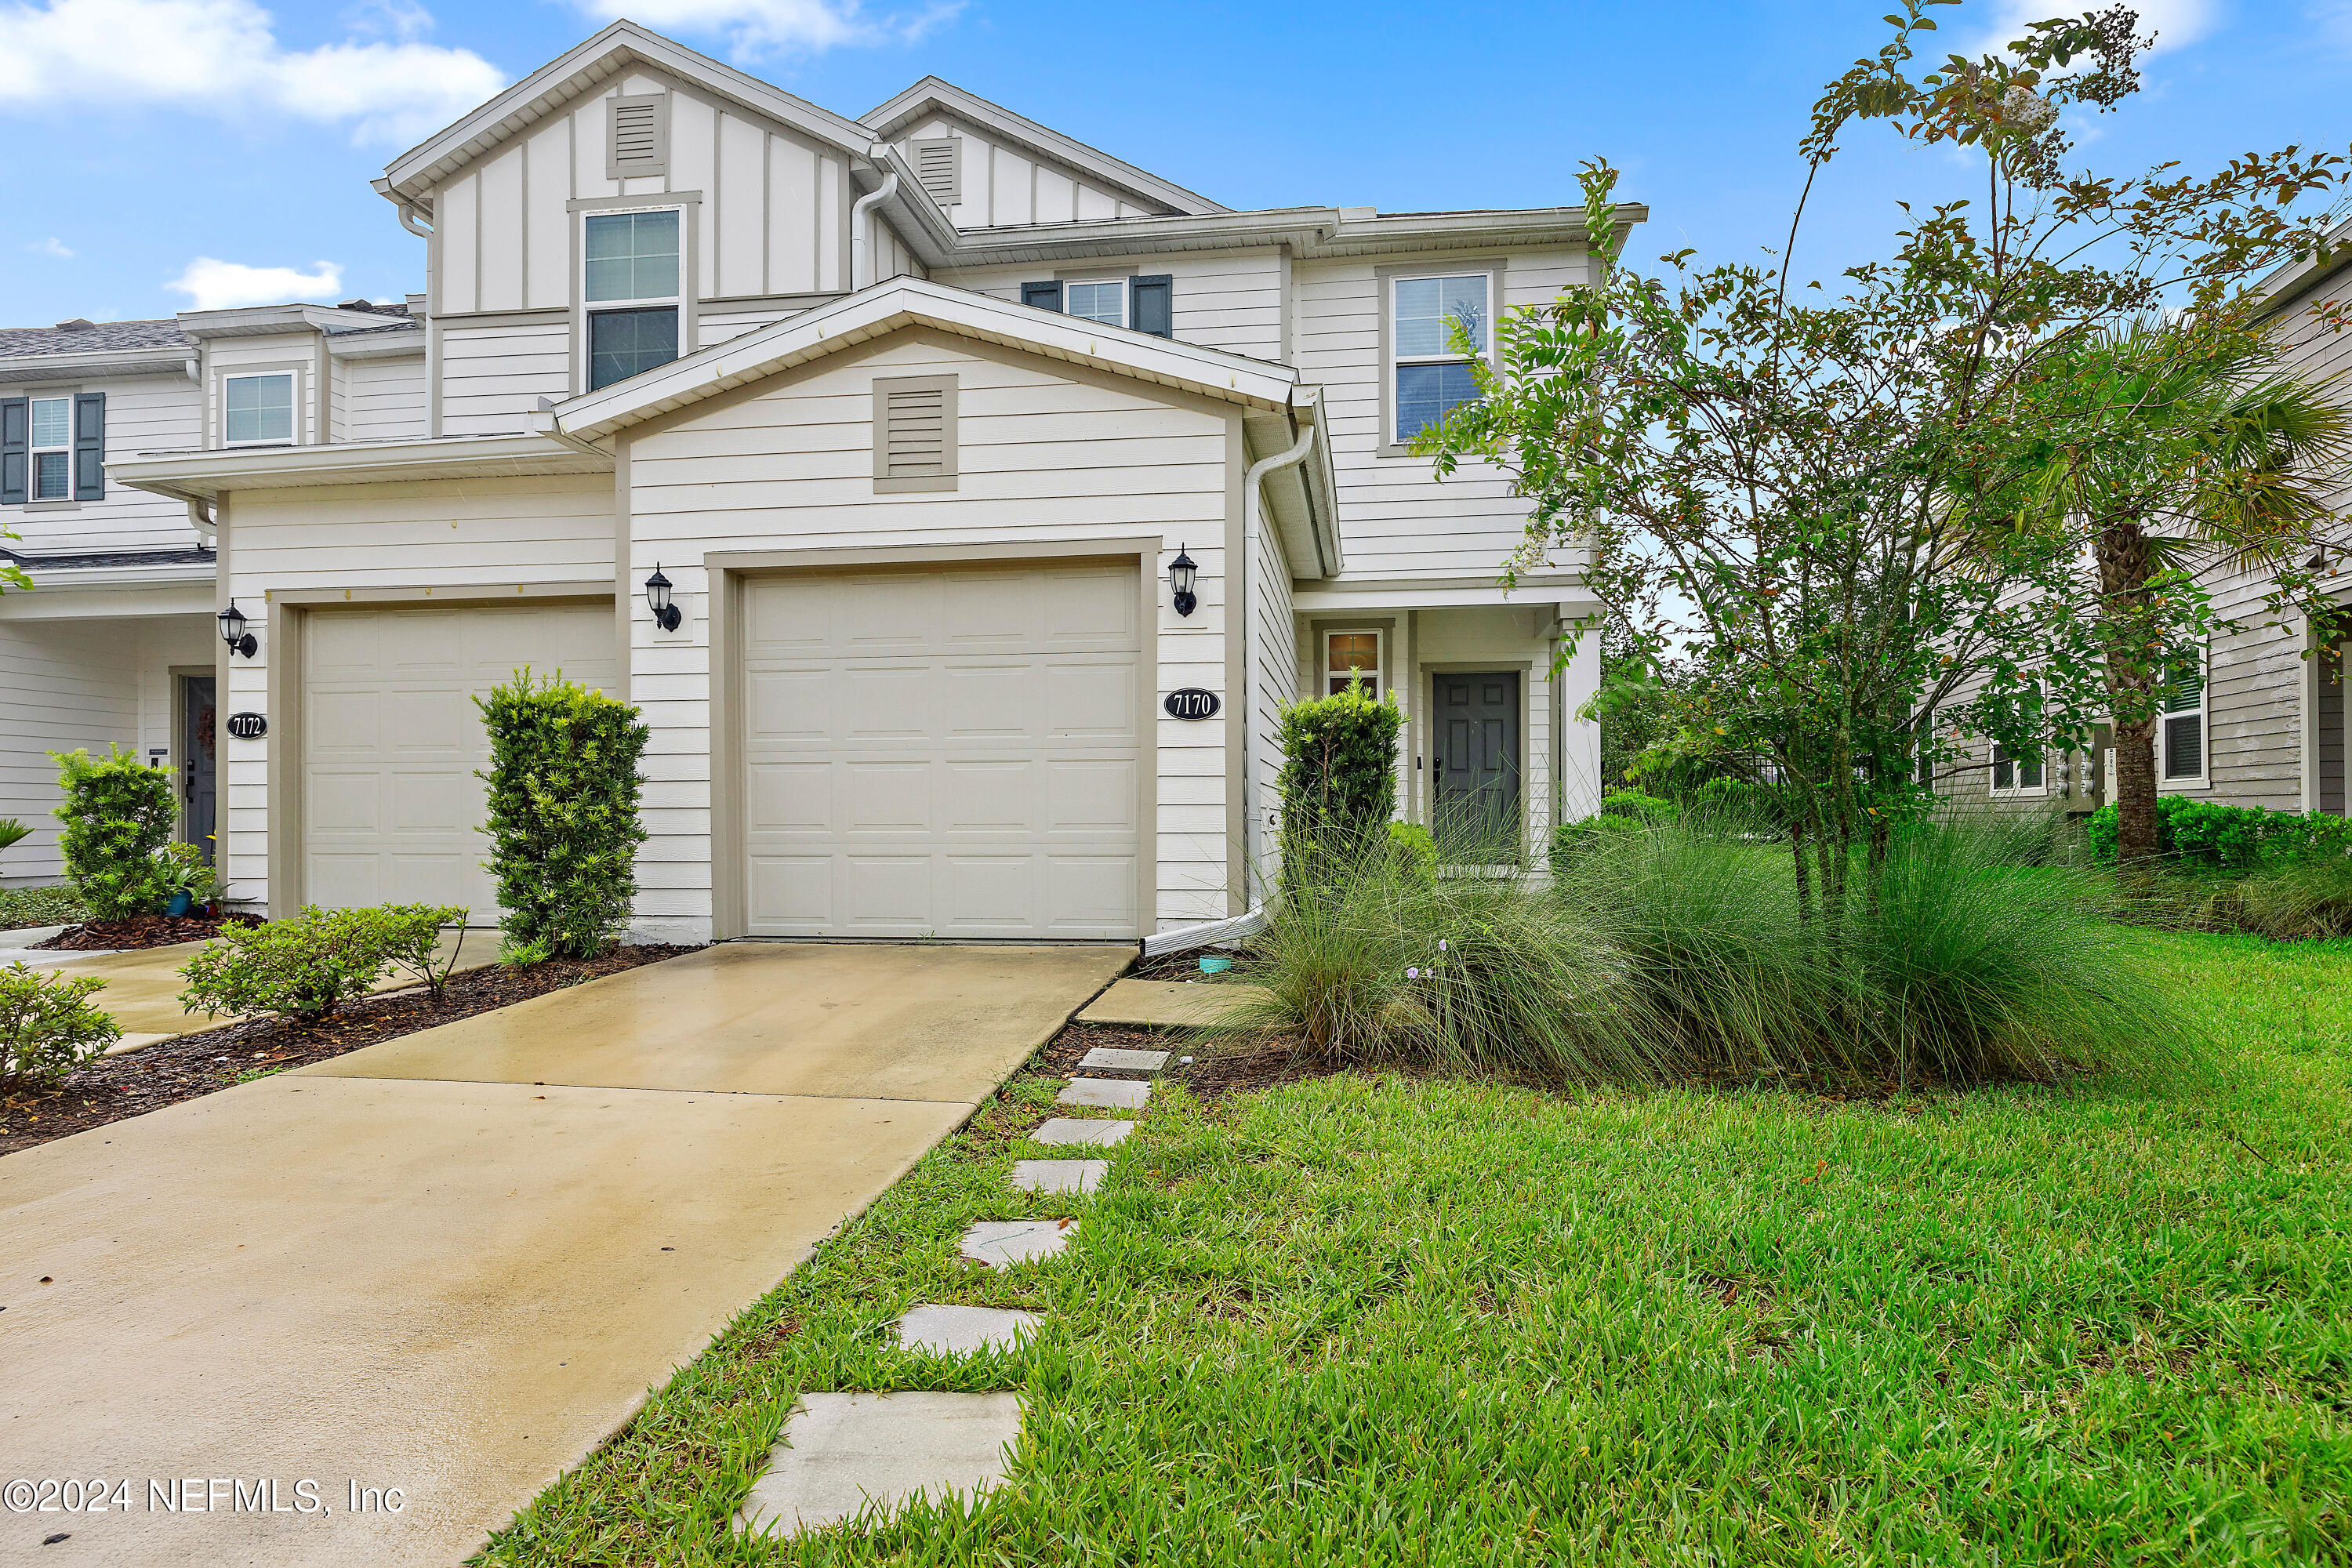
343,354,427,441
1294,252,1591,579
439,321,569,435
2,373,203,554
218,475,618,909
626,333,1233,935
937,250,1283,361
0,622,137,884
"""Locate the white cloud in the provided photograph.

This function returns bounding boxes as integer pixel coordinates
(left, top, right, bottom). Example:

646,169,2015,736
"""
24,236,73,258
165,256,343,311
567,0,960,60
1955,0,2220,58
0,0,507,144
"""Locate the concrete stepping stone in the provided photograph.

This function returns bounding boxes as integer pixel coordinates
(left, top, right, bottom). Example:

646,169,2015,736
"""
1076,979,1267,1029
958,1218,1076,1269
895,1304,1042,1356
1058,1076,1151,1109
1011,1159,1107,1193
1077,1046,1170,1073
1030,1117,1133,1148
735,1391,1024,1538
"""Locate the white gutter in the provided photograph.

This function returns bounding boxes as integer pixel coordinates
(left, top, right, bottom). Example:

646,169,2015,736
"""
1141,903,1268,959
1238,411,1319,902
849,169,900,290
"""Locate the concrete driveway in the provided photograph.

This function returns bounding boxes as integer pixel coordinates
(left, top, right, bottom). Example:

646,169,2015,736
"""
0,942,1126,1567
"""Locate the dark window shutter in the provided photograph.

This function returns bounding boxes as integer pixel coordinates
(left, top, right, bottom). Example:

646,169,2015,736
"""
1131,274,1174,338
1021,280,1064,313
73,392,104,500
0,398,25,506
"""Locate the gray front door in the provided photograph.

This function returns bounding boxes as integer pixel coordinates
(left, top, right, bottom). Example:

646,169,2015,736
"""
1432,671,1522,858
180,674,217,865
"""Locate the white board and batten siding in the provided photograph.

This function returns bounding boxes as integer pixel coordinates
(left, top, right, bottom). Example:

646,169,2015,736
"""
938,251,1285,362
1292,250,1592,579
430,71,853,434
622,332,1239,939
885,118,1174,230
216,474,619,913
0,372,204,554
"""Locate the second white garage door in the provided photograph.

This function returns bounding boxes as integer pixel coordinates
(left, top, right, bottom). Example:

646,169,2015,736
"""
303,601,619,917
742,560,1142,939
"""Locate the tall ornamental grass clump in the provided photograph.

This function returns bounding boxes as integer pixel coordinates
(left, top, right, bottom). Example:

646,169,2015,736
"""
476,670,650,960
49,746,178,918
1220,831,1654,1082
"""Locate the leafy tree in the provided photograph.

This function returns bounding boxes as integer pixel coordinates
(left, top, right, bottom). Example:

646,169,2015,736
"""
1994,314,2352,863
1416,2,2347,926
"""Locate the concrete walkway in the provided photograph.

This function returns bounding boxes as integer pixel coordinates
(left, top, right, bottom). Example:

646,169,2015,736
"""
0,941,1127,1567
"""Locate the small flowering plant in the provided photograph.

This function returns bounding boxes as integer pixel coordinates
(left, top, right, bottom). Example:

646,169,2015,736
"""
1404,937,1449,983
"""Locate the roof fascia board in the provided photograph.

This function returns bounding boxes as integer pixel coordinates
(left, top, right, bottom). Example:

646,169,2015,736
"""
111,433,611,502
2252,217,2352,321
0,350,196,380
861,76,1227,216
326,333,426,360
379,22,877,206
556,276,1296,441
920,202,1646,269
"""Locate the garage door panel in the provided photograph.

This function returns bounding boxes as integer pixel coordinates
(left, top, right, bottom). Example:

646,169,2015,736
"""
749,762,831,834
742,561,1142,939
303,603,615,915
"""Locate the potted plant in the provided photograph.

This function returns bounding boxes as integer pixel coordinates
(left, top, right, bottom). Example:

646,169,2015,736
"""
152,844,215,919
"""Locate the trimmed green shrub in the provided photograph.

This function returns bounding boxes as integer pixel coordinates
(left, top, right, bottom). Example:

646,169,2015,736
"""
180,906,398,1024
50,746,177,918
1387,822,1437,885
1,961,120,1092
1601,789,1677,822
1276,687,1404,887
2086,795,2352,868
477,670,651,960
368,903,470,1000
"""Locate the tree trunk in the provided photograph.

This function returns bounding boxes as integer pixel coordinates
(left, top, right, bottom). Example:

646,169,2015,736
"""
2094,518,2165,867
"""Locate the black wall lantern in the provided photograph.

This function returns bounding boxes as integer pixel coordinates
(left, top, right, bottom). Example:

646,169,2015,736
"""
218,601,257,658
1168,546,1198,617
644,564,682,632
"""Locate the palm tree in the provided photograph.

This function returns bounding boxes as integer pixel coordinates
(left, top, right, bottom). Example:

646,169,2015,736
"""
1998,314,2352,865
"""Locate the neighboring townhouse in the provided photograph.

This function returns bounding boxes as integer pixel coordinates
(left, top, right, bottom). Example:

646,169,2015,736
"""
2,20,1632,945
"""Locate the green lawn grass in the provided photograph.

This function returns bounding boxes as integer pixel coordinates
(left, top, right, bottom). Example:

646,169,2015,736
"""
482,929,2352,1565
0,884,86,931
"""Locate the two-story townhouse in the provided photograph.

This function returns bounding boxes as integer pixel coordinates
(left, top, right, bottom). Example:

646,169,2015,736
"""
5,20,1635,946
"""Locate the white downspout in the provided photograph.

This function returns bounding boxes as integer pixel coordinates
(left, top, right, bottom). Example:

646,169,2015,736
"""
1238,409,1318,893
849,169,899,291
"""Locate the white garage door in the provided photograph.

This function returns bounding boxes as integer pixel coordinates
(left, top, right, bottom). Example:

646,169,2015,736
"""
303,602,618,917
742,560,1142,939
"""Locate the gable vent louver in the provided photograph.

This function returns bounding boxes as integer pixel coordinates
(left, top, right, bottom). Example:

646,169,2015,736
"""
909,137,961,208
873,375,958,492
608,93,670,181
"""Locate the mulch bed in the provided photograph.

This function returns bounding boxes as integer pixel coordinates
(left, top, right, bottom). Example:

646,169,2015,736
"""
32,913,264,951
1129,946,1258,982
0,943,702,1156
1028,1019,1336,1100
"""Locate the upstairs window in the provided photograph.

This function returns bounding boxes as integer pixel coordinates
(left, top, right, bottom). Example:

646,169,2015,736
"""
585,209,681,390
1065,278,1127,328
1392,273,1489,443
2161,655,2207,783
1991,740,2045,795
224,374,294,445
1018,275,1174,337
29,397,71,499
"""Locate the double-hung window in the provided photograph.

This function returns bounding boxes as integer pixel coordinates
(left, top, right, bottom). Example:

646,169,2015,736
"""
1065,278,1127,328
585,209,681,391
1324,630,1383,697
1991,740,2046,795
1392,272,1489,443
223,374,295,445
2160,653,2207,784
28,397,71,499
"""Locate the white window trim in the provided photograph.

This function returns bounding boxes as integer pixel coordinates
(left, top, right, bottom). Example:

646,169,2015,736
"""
27,394,71,499
1063,275,1129,330
1989,739,2049,798
221,370,301,448
581,203,686,394
2158,644,2212,793
1322,628,1386,698
1381,264,1499,455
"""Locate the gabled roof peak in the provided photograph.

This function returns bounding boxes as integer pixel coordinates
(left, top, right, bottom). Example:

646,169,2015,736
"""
860,75,1225,218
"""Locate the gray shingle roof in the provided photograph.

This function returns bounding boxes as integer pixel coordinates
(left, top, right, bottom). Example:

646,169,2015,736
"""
0,318,193,358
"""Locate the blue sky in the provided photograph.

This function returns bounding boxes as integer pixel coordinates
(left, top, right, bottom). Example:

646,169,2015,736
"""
0,0,2345,324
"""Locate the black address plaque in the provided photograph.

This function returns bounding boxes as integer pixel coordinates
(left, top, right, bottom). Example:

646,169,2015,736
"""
1163,688,1221,721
